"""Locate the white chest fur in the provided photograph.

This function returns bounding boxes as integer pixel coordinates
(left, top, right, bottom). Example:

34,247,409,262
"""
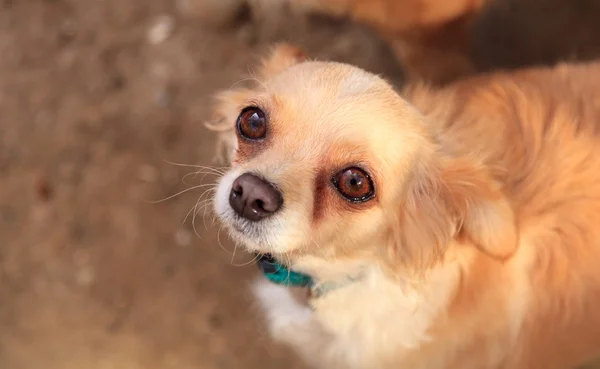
252,264,461,369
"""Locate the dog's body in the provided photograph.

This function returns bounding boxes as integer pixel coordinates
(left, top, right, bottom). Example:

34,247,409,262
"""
208,45,600,368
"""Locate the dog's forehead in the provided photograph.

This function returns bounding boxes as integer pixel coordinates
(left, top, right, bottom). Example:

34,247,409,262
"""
256,62,425,178
264,62,401,137
268,61,381,101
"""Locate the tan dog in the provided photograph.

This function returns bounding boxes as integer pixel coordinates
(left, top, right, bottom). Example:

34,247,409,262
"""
255,0,600,87
207,44,600,369
255,0,486,84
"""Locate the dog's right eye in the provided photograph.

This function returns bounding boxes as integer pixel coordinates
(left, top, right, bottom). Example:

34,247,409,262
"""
237,107,267,140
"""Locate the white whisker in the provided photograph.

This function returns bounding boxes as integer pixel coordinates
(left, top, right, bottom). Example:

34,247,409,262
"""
147,183,217,204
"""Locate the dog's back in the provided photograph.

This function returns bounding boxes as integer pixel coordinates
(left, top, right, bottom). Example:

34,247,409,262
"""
406,61,600,368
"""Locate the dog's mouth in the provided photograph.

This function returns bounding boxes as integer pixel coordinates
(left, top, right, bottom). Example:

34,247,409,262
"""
229,220,246,233
227,216,261,237
223,217,276,253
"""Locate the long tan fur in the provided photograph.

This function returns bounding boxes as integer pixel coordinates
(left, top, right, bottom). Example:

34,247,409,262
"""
208,44,600,369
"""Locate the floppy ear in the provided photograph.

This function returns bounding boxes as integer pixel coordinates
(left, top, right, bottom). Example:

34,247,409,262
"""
394,155,517,268
441,157,518,260
392,160,454,269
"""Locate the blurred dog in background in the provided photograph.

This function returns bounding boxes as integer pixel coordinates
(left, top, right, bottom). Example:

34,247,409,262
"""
252,0,600,85
262,0,484,84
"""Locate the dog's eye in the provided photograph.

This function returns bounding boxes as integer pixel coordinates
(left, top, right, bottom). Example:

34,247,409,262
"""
237,107,266,140
332,167,374,202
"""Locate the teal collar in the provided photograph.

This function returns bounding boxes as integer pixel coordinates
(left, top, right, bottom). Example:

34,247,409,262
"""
257,254,314,287
256,254,363,299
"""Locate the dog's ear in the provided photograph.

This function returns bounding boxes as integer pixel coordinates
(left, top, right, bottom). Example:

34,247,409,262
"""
391,160,453,269
258,43,307,79
394,155,517,269
441,157,518,260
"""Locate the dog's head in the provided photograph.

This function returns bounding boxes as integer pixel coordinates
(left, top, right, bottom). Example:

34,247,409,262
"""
208,44,517,277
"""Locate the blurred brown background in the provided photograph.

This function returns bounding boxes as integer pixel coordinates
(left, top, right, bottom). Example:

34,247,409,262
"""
1,0,600,368
0,0,404,368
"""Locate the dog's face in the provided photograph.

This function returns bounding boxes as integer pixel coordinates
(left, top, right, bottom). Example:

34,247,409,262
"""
211,45,517,273
213,60,428,260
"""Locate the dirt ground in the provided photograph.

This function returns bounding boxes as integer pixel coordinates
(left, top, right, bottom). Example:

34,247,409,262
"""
0,1,405,368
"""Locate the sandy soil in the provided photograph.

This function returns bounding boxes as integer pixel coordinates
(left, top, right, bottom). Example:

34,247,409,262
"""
3,1,600,368
0,1,404,368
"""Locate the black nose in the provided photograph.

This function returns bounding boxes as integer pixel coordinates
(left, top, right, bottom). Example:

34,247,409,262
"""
229,173,283,221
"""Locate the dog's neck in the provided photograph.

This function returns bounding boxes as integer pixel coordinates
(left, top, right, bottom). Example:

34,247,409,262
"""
292,255,369,283
305,257,462,359
289,255,374,298
309,270,366,299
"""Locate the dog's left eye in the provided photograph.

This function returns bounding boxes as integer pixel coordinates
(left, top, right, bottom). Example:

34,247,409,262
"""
332,167,374,202
237,107,267,140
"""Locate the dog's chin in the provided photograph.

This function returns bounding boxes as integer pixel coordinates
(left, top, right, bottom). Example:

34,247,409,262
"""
218,215,276,254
